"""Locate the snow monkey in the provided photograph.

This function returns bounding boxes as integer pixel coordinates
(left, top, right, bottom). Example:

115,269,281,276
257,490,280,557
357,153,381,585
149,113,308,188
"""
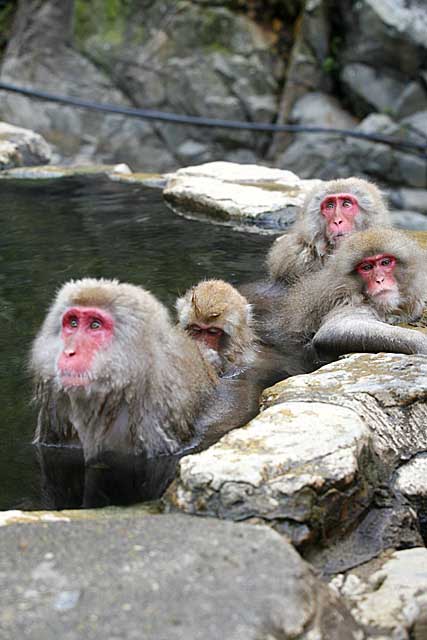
176,279,257,374
267,177,392,286
30,278,262,463
176,278,292,388
267,228,427,373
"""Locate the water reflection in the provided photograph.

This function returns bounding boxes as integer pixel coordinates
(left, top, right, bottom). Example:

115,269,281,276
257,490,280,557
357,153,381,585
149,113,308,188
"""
36,446,179,510
0,176,272,510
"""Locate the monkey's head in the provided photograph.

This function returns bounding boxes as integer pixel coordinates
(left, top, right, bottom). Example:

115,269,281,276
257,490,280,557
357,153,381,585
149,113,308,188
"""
302,177,390,252
176,279,253,356
332,228,427,319
31,278,171,394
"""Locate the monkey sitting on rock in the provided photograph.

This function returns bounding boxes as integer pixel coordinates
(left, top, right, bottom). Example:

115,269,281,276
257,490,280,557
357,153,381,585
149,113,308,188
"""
30,278,263,463
241,177,392,317
265,228,427,373
267,177,391,285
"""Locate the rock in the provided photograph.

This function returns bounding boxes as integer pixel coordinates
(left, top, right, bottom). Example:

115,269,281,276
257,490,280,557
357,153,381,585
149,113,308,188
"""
395,82,427,120
167,353,427,560
164,161,321,229
394,454,427,499
268,1,332,157
390,210,427,231
0,121,51,169
289,92,358,130
167,400,374,547
337,0,427,72
174,161,302,184
387,187,427,215
262,353,427,470
0,512,363,640
340,548,427,637
0,2,176,172
401,110,427,137
74,2,283,170
0,162,167,189
393,454,427,543
306,497,423,575
340,63,407,117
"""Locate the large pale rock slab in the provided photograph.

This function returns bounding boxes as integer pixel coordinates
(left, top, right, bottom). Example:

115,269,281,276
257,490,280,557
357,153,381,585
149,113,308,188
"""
164,161,321,229
0,121,51,169
168,401,373,547
262,353,427,469
0,512,363,640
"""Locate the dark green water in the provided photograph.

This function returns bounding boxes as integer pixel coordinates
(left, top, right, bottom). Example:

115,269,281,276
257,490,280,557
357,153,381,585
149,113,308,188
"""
0,176,272,510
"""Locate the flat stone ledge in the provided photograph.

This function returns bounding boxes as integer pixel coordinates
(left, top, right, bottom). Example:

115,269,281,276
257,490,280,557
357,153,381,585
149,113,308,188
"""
164,161,322,229
262,353,427,469
167,401,373,546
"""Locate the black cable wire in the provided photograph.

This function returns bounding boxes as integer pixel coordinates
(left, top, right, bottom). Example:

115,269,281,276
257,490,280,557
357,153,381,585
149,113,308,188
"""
0,80,426,158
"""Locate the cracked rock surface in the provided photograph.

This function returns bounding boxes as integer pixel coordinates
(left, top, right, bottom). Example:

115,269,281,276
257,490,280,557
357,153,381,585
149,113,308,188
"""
167,353,427,557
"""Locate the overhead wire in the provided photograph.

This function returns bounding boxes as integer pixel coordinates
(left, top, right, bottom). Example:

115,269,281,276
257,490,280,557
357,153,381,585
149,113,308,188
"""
0,81,425,158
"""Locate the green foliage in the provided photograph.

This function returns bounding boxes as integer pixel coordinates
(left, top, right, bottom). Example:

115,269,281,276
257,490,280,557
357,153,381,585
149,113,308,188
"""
74,0,132,47
322,56,337,74
0,0,17,54
322,36,342,75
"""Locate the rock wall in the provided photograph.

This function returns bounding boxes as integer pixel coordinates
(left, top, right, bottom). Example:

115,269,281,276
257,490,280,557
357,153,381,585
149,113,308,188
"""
0,0,426,204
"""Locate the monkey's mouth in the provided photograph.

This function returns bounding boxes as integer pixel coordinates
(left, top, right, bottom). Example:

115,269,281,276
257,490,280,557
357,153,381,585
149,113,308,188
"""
59,371,91,388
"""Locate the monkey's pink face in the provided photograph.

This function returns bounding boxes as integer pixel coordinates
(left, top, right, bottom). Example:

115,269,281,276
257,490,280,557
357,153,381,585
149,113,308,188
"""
320,193,359,243
356,254,398,300
188,324,224,352
57,306,114,387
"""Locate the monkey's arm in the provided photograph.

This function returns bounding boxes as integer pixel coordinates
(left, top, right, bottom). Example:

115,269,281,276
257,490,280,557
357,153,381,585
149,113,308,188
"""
192,377,262,452
266,234,312,284
313,307,427,358
33,391,80,446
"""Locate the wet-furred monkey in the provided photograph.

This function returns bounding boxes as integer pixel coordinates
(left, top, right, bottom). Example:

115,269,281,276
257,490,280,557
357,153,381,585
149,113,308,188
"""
267,228,427,373
176,278,291,389
267,177,391,285
176,279,257,375
30,279,261,463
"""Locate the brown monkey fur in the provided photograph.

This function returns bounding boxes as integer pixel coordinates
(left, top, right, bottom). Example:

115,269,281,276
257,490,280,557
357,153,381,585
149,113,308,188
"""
176,279,257,374
267,228,427,372
31,278,262,463
267,177,391,286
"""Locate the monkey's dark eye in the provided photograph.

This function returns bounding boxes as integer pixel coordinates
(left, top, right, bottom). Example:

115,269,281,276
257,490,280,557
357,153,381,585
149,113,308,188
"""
360,264,373,271
90,319,102,329
342,199,353,207
188,325,201,334
207,328,222,335
69,316,79,328
326,201,335,208
380,258,391,266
